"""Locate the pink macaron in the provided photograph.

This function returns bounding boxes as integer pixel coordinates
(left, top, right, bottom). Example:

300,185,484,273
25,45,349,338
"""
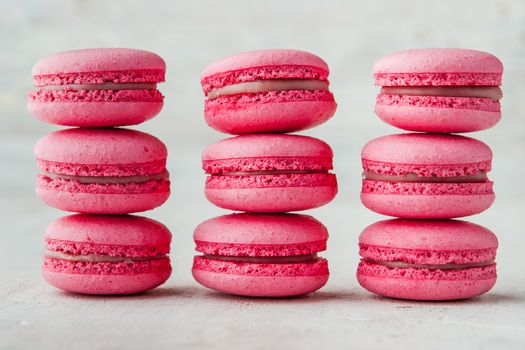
35,128,170,214
203,134,337,212
374,48,503,133
43,214,172,295
192,213,329,297
361,133,494,218
28,48,165,127
201,49,337,134
357,219,498,301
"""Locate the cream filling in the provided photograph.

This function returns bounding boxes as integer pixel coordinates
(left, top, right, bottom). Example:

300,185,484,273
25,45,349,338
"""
207,79,329,99
217,170,327,176
41,169,169,184
203,253,318,264
45,250,166,263
381,86,502,101
366,258,494,270
363,171,488,183
41,82,157,91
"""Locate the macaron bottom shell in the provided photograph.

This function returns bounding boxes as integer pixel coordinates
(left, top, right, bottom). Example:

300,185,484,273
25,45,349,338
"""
375,103,501,133
192,258,329,297
36,187,170,214
357,261,497,301
206,185,337,213
360,193,495,219
43,267,172,295
28,100,163,127
205,97,336,134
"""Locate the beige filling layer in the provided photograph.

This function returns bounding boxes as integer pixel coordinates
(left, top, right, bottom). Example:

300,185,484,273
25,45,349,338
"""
45,250,166,263
203,253,318,264
41,169,169,184
381,86,502,101
363,171,488,183
366,258,495,270
41,82,157,91
207,79,329,99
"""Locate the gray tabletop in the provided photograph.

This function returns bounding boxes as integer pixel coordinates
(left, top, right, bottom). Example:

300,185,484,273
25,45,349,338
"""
1,1,524,349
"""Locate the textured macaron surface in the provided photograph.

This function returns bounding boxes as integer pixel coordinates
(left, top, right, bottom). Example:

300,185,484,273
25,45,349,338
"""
201,49,336,134
362,133,492,177
35,128,167,176
203,134,333,174
373,48,503,86
359,219,497,265
194,213,328,256
356,219,498,300
193,256,328,277
32,48,166,86
203,135,337,212
43,214,172,290
357,260,496,282
201,49,329,93
376,94,500,112
45,214,171,257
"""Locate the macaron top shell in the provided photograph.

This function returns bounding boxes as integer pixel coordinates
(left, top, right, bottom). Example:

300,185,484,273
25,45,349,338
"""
35,128,167,167
202,134,333,174
362,133,492,176
374,48,503,86
194,213,328,257
46,214,171,247
203,134,332,160
32,48,166,86
194,213,328,245
359,219,498,251
201,49,329,93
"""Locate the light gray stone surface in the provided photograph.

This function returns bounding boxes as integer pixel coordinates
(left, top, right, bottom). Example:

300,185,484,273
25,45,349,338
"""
1,0,524,349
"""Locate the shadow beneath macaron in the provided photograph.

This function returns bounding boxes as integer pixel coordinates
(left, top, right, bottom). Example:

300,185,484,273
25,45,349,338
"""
192,288,357,304
55,285,182,300
356,291,524,306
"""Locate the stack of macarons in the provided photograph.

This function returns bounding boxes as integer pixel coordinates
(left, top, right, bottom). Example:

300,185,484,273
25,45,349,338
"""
194,49,338,297
357,48,503,300
28,48,172,295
